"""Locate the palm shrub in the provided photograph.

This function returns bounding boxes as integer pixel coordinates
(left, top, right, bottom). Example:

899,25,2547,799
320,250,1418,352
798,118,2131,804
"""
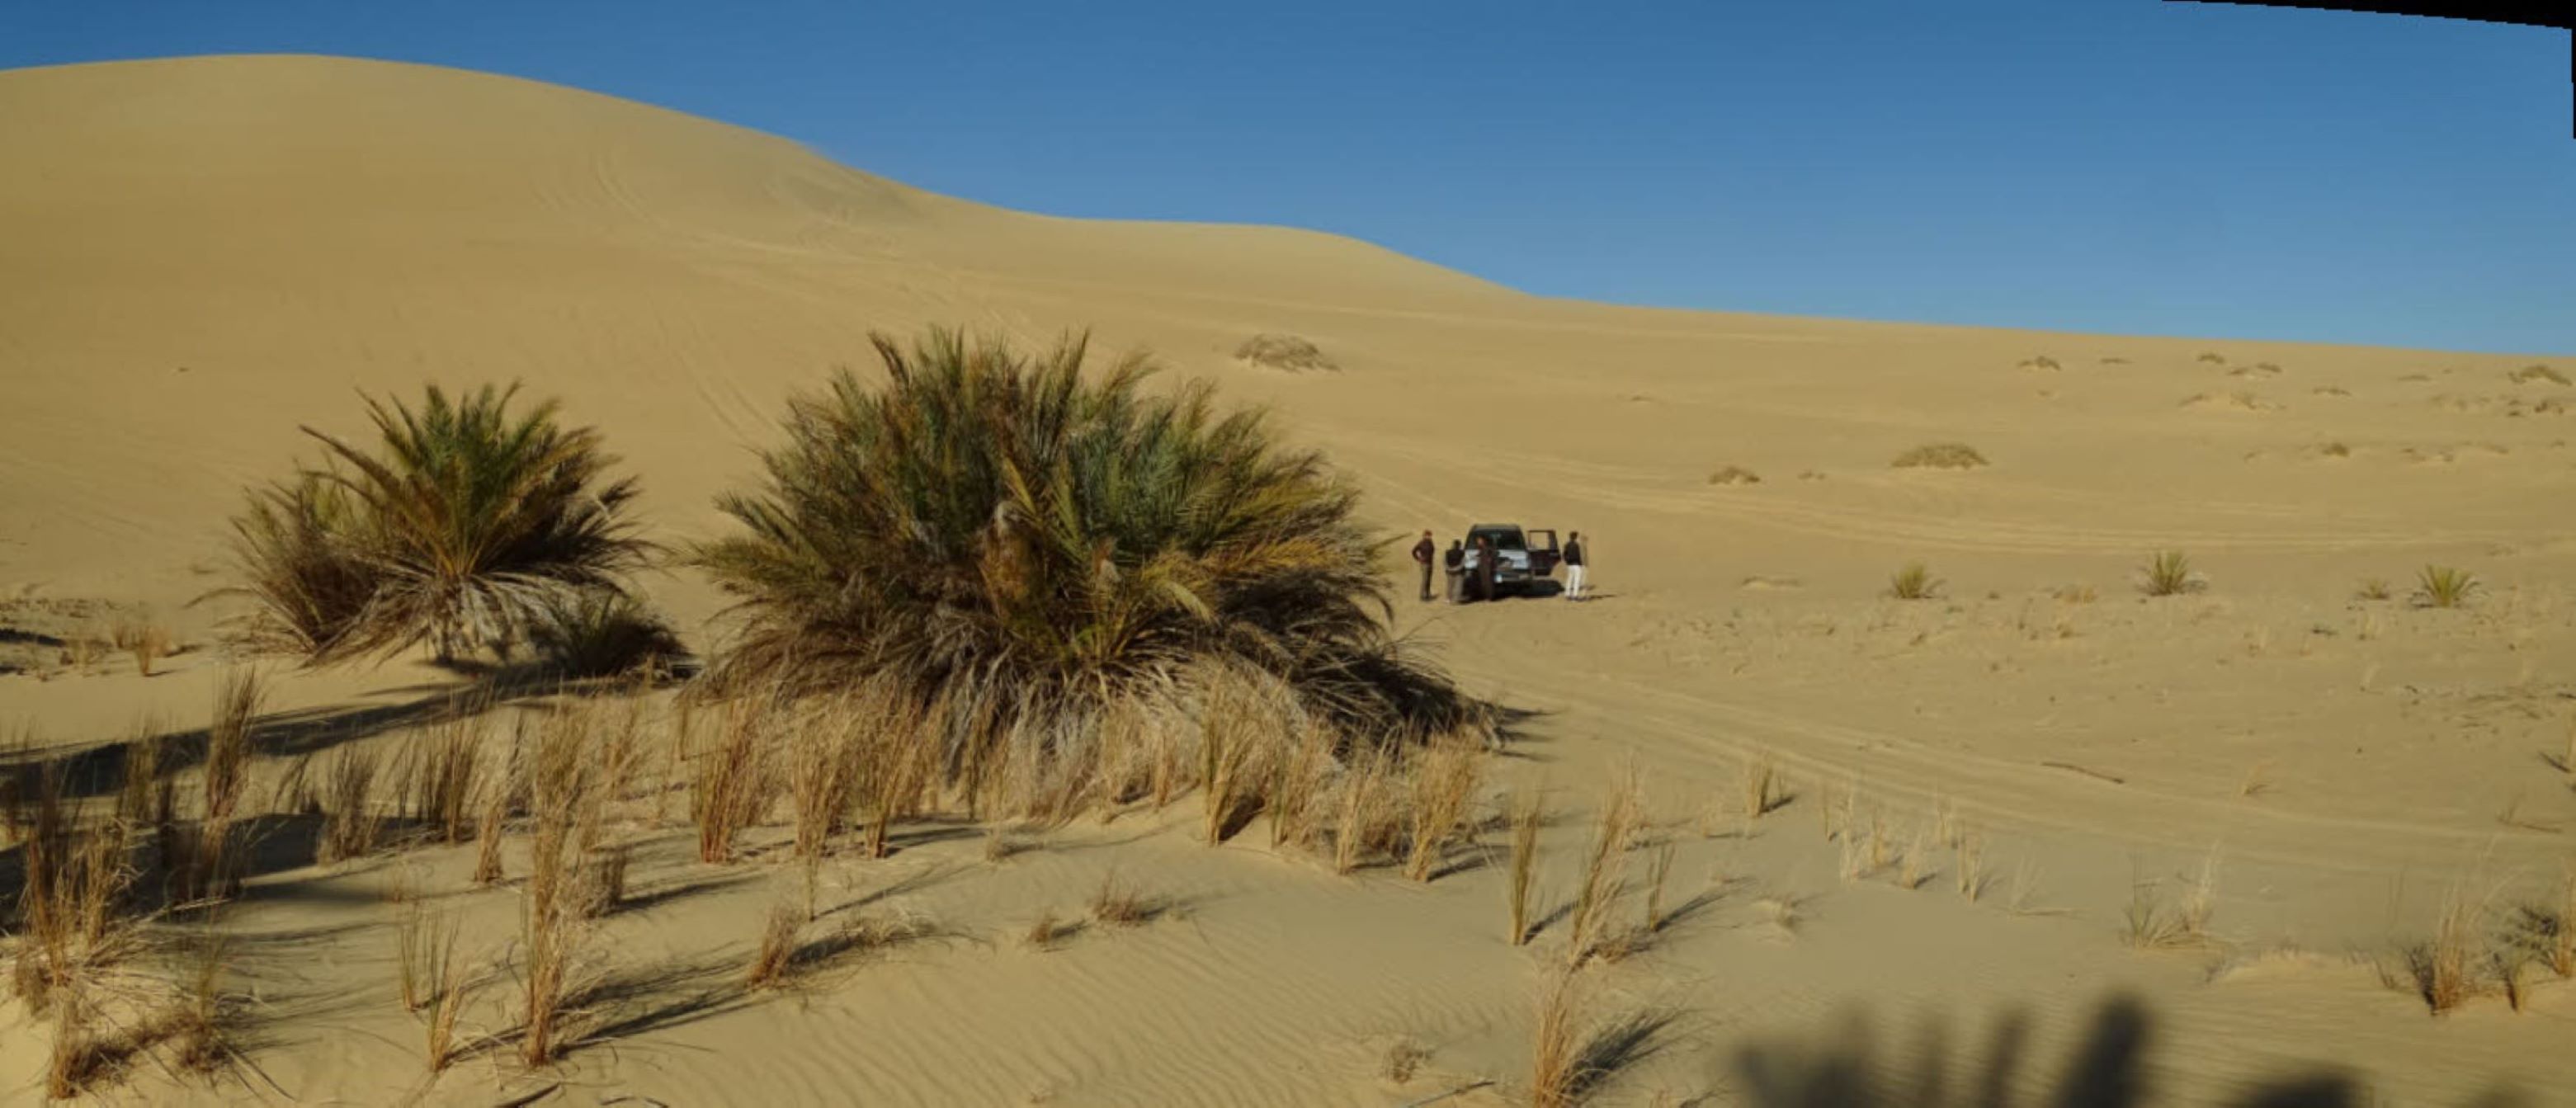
691,328,1474,790
213,384,652,663
1886,562,1941,601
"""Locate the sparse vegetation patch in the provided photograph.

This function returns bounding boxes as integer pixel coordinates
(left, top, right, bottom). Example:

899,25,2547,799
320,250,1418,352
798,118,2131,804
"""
1890,443,1987,469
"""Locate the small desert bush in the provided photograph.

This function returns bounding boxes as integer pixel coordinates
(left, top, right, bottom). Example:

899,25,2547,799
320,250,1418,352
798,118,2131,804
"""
528,587,682,678
2355,578,2392,601
1234,332,1338,373
2511,870,2574,978
211,383,651,663
1890,443,1988,470
1885,562,1941,601
2022,355,2061,370
2196,351,2228,365
1402,736,1484,880
2509,363,2569,386
687,327,1479,802
2413,565,2478,609
2137,550,2201,597
1707,465,1761,486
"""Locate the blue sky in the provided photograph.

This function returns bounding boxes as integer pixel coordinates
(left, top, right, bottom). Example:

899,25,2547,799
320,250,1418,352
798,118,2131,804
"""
6,2,2570,354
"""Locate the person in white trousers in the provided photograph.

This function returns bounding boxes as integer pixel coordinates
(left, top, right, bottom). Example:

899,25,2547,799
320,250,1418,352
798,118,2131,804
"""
1562,531,1588,601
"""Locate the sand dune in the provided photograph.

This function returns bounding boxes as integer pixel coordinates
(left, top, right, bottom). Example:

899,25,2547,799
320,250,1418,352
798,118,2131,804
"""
4,54,2574,1106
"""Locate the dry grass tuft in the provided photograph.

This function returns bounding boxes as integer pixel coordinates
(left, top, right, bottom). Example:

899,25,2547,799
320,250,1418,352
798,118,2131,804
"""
1507,788,1544,946
2413,565,2479,609
404,715,484,844
316,746,384,864
2122,877,2191,950
2510,870,2574,978
516,709,596,1066
1954,832,1984,901
204,668,262,826
572,843,630,919
1332,748,1400,875
2178,847,2221,939
1564,768,1641,967
1021,910,1078,950
1707,465,1762,486
109,620,173,677
2354,578,2392,601
1403,736,1484,881
2021,355,2061,370
2508,363,2569,386
2138,550,2201,597
1890,443,1988,470
2399,886,2490,1015
693,696,772,863
397,901,459,1013
1885,562,1942,601
746,899,803,990
1739,751,1782,822
1089,870,1158,928
2196,351,2228,365
1528,968,1583,1108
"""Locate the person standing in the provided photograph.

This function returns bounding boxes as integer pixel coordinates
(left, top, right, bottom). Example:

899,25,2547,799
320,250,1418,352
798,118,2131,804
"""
1443,539,1467,603
1474,536,1498,602
1562,530,1588,601
1411,530,1437,602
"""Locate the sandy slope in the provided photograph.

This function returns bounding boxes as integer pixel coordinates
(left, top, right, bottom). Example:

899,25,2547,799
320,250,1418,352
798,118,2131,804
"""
3,54,2574,1105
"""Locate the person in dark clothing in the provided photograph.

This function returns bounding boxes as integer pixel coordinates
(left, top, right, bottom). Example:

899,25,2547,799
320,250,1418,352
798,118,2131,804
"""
1473,536,1498,602
1443,539,1466,602
1411,530,1437,601
1562,530,1588,601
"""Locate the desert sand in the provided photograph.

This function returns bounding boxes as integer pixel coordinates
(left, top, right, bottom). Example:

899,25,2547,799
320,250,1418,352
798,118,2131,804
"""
3,54,2574,1106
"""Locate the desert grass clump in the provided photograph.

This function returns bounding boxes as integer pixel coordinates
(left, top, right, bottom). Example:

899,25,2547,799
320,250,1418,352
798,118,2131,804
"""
2413,564,2479,609
1403,735,1485,881
2355,578,2392,601
746,900,803,990
2399,886,2491,1015
2121,878,2189,950
1529,968,1584,1108
211,383,652,663
687,327,1479,806
572,843,630,920
1507,789,1544,945
2509,363,2569,386
516,710,597,1065
204,668,262,826
692,695,774,863
2178,848,2221,940
403,714,485,844
1890,442,1988,470
396,901,459,1013
2137,550,2201,597
1707,465,1762,486
109,620,172,677
1885,562,1941,601
316,746,385,864
1564,770,1642,967
1739,751,1782,823
1332,748,1403,875
1089,870,1158,928
2510,869,2574,978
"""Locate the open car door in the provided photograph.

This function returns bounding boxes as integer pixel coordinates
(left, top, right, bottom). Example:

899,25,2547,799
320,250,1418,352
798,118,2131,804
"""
1526,529,1560,577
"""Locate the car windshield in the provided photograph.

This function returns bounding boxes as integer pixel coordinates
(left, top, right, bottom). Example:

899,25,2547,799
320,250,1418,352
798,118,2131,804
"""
1469,529,1526,550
